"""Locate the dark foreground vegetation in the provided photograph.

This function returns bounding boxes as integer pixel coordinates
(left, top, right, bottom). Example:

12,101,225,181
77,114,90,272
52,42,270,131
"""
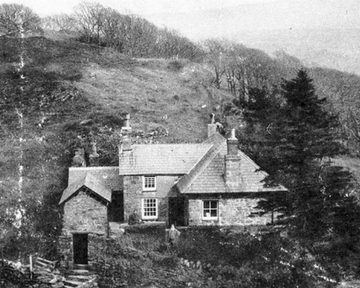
1,2,360,287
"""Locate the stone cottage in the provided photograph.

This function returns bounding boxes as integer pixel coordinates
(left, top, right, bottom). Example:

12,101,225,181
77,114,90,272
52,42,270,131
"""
58,114,287,265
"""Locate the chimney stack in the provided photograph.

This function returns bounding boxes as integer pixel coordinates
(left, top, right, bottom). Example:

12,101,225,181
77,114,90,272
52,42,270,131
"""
121,113,132,152
72,148,86,167
225,129,242,191
89,142,99,166
227,129,238,155
207,113,217,138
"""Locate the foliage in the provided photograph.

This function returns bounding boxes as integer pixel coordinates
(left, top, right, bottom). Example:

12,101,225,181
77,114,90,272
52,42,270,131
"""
40,2,203,61
0,4,42,36
237,70,360,281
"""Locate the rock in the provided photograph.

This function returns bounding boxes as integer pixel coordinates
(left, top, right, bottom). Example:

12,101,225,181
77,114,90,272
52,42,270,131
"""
213,104,221,111
184,260,190,267
80,119,93,125
196,261,201,268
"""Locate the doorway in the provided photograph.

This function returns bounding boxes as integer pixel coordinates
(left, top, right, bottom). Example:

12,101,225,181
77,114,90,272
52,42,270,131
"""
108,190,124,222
73,233,88,265
168,197,185,227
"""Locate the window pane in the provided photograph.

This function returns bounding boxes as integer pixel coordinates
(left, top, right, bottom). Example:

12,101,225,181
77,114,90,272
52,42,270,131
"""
144,176,156,189
211,201,217,209
143,199,157,217
203,200,218,218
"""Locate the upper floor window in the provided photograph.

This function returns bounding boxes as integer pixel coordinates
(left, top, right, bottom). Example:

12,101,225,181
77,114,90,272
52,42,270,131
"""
143,176,156,191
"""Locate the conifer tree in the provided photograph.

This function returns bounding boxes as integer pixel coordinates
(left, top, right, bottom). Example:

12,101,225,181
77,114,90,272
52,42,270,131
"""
243,70,359,240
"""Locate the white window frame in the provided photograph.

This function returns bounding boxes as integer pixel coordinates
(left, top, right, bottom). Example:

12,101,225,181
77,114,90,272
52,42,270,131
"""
142,198,158,220
202,200,218,220
142,176,156,191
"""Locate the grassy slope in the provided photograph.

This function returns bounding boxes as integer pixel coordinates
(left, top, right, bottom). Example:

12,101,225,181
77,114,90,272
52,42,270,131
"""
75,56,233,143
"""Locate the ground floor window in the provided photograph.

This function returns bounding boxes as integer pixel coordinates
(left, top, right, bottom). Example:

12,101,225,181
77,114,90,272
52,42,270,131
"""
203,200,218,219
142,198,158,219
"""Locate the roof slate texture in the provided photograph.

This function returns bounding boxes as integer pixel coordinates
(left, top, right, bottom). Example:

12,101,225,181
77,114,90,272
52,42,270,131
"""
182,151,287,194
176,133,227,193
119,144,212,175
59,167,122,204
176,133,287,194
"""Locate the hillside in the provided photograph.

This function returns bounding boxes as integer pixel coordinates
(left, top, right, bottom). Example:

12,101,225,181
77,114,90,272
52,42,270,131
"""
1,26,360,287
235,28,360,76
0,33,236,259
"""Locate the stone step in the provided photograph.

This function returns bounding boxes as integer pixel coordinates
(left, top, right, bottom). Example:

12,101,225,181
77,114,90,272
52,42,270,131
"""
71,269,90,275
73,264,89,270
67,274,93,282
63,279,84,287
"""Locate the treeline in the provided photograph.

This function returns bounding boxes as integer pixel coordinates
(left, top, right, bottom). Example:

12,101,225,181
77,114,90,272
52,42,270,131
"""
41,2,203,60
201,38,360,155
203,39,302,103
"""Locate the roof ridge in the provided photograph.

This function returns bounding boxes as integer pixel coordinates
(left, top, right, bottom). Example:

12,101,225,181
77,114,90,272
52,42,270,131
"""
69,166,118,171
59,172,112,204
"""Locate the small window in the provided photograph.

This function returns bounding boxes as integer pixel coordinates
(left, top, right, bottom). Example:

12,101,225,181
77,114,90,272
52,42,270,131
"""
203,200,218,219
143,176,156,191
142,198,158,219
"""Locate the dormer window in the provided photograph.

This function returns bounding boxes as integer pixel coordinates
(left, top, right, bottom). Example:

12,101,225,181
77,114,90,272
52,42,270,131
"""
143,176,156,191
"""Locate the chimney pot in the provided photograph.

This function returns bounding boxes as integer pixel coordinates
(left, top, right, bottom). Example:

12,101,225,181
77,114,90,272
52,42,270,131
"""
121,113,132,134
89,142,99,166
207,113,217,137
120,113,132,152
227,129,238,155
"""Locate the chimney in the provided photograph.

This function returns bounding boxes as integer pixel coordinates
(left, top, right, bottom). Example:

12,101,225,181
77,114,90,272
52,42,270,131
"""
225,129,242,190
227,129,238,155
72,148,86,167
208,113,217,137
89,142,99,166
121,113,132,152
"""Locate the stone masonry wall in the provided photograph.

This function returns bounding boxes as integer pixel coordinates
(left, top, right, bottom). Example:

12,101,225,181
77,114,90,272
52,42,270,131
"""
219,198,271,225
188,196,272,226
123,175,178,223
59,234,108,267
62,189,108,235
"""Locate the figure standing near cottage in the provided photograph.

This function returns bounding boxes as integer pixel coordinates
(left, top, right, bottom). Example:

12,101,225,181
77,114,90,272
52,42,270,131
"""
167,224,181,252
128,209,142,225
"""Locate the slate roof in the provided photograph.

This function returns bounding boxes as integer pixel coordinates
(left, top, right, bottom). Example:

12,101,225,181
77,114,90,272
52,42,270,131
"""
59,167,122,204
175,133,227,193
176,133,287,194
119,144,213,175
182,151,287,194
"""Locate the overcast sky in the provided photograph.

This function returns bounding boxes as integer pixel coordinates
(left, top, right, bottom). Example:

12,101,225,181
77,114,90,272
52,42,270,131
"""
3,0,360,40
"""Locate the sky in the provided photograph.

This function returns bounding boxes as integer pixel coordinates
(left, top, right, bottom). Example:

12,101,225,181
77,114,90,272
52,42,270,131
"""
3,0,360,40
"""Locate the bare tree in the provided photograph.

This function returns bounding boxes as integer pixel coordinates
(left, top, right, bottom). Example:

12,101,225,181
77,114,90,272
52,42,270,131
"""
0,4,42,36
41,14,77,31
73,2,106,45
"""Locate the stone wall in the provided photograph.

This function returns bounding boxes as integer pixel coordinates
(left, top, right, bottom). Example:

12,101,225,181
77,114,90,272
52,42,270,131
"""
188,195,272,226
58,235,72,264
219,198,271,225
123,175,178,223
62,188,108,235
